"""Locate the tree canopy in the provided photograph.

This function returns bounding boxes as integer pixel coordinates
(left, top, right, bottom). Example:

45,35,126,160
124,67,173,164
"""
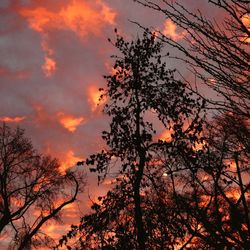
0,124,85,249
57,30,207,249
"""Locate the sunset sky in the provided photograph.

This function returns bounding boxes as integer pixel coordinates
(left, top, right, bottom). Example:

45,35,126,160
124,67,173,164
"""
0,0,219,247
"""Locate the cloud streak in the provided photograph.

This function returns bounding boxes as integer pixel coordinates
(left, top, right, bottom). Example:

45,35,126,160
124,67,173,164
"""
0,116,26,123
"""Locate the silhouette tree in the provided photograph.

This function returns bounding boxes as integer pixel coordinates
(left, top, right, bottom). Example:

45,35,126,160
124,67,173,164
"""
56,2,250,249
57,30,205,249
0,123,85,249
134,0,250,118
59,176,185,249
131,1,250,248
165,114,250,248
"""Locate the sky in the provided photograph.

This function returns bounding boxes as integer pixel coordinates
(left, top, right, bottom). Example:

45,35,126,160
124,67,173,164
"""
0,0,219,248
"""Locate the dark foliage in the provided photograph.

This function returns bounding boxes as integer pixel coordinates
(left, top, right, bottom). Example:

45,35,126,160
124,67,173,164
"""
0,124,85,249
57,31,204,249
168,114,250,248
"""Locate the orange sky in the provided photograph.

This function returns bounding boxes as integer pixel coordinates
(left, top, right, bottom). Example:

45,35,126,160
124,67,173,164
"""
0,0,222,248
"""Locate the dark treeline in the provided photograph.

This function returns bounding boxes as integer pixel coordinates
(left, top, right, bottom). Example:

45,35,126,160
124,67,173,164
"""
57,1,250,249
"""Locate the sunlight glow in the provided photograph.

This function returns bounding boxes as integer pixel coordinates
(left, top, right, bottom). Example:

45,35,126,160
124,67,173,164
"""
60,150,82,172
57,112,85,132
159,130,172,142
88,85,105,112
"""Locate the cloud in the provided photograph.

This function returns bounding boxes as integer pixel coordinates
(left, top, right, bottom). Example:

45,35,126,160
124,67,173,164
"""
59,150,83,172
56,112,85,132
0,116,26,123
241,14,250,43
18,0,117,76
42,56,56,77
0,66,30,79
159,130,172,142
162,19,186,41
32,104,52,125
87,85,105,112
242,14,250,31
32,104,86,132
42,141,84,172
19,1,116,36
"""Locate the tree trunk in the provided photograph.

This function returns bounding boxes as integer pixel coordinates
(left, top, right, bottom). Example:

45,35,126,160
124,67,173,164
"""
134,152,146,250
0,215,9,233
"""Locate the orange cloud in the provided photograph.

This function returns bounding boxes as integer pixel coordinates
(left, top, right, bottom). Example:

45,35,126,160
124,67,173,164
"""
0,116,26,123
159,130,172,142
105,60,130,78
163,19,186,41
32,104,85,131
59,0,116,37
242,14,250,29
241,14,250,43
19,0,117,76
57,112,85,132
42,56,56,77
60,150,82,172
42,142,84,172
88,85,105,112
19,1,116,36
192,141,207,151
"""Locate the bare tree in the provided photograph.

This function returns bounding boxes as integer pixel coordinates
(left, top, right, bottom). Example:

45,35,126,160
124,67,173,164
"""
0,123,85,249
134,0,250,118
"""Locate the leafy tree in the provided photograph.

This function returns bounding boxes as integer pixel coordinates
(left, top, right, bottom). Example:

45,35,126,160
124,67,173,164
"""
0,123,85,249
58,30,204,249
134,0,250,118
